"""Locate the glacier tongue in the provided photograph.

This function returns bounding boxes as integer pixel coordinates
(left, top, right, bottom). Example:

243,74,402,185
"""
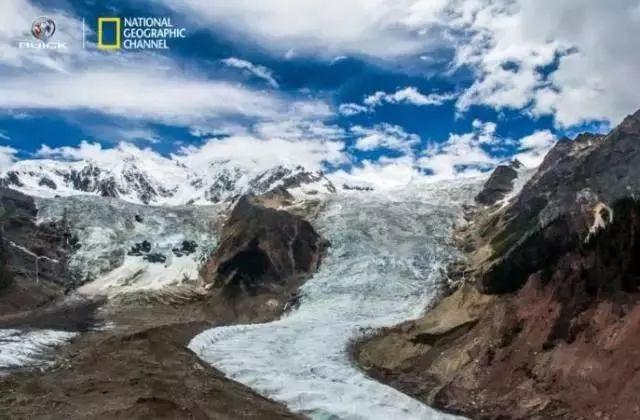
189,179,480,420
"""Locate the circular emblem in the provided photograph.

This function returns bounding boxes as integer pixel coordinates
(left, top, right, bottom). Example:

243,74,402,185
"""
31,16,56,42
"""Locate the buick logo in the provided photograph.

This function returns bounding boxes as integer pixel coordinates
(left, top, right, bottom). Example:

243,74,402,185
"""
31,16,56,42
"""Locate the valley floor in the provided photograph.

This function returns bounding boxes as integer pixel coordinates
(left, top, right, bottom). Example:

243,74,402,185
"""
0,288,302,420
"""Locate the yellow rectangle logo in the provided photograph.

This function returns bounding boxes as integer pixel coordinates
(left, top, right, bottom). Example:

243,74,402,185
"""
97,17,121,50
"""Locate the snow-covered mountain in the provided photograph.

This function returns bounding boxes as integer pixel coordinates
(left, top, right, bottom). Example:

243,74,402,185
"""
1,156,336,206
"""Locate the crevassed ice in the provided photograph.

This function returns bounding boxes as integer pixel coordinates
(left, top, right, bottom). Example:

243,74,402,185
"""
0,329,77,370
36,196,220,295
189,179,480,420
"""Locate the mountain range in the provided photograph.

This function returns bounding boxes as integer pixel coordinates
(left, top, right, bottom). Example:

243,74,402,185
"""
1,156,336,205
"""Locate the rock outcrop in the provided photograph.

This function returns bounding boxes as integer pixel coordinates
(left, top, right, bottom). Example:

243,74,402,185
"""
356,108,640,419
475,160,522,206
200,195,329,300
0,188,77,314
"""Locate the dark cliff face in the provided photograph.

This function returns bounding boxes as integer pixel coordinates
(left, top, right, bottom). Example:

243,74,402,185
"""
0,188,77,313
200,195,329,299
479,112,640,293
475,160,522,206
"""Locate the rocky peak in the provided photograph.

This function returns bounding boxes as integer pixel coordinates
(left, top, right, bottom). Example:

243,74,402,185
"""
200,195,329,299
475,160,523,206
616,108,640,136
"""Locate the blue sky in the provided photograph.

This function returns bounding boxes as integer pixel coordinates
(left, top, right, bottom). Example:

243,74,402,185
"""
0,0,638,186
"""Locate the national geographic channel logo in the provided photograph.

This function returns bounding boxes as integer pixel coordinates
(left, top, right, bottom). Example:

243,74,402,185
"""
18,16,67,49
97,17,187,50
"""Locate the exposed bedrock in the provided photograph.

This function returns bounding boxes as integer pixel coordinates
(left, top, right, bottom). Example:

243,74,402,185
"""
200,195,329,301
0,188,77,314
356,109,640,420
475,160,521,206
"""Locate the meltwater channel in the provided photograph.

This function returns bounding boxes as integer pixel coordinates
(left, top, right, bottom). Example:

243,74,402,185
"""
189,180,480,419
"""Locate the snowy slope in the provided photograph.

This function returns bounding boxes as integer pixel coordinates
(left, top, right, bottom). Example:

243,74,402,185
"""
1,155,336,206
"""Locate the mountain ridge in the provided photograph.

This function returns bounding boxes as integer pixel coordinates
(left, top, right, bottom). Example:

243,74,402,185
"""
1,157,336,206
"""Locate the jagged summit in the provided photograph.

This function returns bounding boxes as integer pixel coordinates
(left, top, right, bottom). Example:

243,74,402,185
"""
0,156,335,206
617,108,640,135
475,159,526,206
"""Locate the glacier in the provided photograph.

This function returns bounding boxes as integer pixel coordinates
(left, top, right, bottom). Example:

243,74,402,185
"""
189,179,480,420
35,195,222,295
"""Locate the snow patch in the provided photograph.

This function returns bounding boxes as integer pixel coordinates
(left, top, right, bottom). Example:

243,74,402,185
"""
0,329,76,370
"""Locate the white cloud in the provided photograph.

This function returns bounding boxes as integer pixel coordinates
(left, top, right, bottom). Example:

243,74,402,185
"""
471,119,498,144
451,0,640,127
351,123,419,153
0,65,330,127
331,56,348,64
163,0,640,126
340,87,455,116
338,103,370,116
174,136,347,173
328,156,426,190
36,134,347,177
221,57,279,88
254,120,345,142
417,121,554,179
160,0,452,59
0,1,332,131
36,141,167,166
364,87,455,107
418,131,498,180
513,129,556,167
0,0,85,72
0,146,18,173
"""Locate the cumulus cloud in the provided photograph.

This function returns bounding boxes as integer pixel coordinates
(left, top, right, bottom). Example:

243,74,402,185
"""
364,87,455,107
174,136,347,173
0,146,18,173
166,0,640,127
0,1,332,131
351,123,420,153
451,0,640,127
328,156,426,190
513,130,556,167
340,87,455,116
221,57,279,88
254,120,345,141
0,0,85,72
36,141,168,166
338,103,370,117
159,0,452,59
36,131,348,176
418,125,499,180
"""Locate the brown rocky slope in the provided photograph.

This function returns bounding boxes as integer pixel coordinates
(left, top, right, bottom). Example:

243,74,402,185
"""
355,109,640,419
